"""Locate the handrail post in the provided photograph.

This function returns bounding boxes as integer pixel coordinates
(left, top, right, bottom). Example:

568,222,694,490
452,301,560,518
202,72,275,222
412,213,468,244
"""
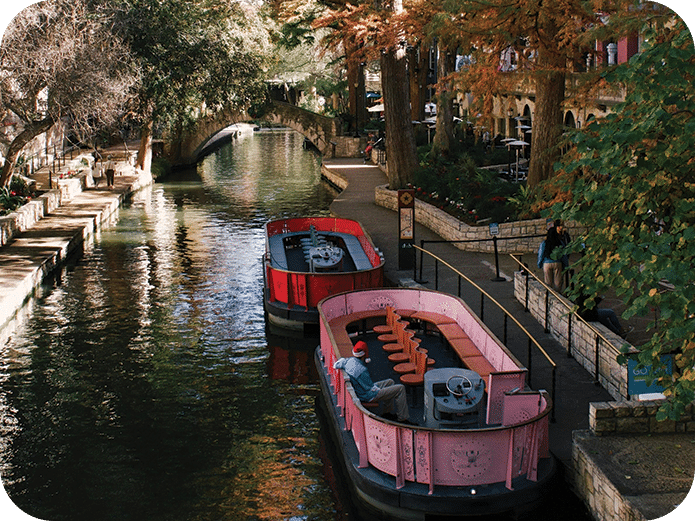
551,366,557,422
435,259,439,290
503,314,508,344
480,293,485,322
594,335,601,385
419,240,425,282
524,268,530,312
457,275,462,298
527,337,533,385
567,312,573,357
544,290,550,333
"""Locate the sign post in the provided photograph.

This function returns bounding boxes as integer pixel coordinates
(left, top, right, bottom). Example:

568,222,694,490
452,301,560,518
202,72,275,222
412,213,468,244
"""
489,223,505,281
398,189,415,270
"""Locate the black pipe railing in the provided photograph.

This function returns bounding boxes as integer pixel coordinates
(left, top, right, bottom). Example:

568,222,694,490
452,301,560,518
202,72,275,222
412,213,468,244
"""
417,234,545,283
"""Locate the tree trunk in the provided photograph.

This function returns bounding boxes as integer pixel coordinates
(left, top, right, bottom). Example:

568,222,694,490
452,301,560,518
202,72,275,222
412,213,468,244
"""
136,120,153,173
381,45,419,189
409,44,428,122
345,37,361,135
432,45,456,156
0,116,55,187
528,62,565,187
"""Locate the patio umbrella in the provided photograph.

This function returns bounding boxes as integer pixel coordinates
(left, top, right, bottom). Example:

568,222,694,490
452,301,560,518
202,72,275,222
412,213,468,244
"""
368,103,384,112
508,141,530,182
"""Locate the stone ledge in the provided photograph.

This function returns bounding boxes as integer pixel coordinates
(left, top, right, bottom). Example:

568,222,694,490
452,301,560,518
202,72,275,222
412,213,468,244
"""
375,183,584,254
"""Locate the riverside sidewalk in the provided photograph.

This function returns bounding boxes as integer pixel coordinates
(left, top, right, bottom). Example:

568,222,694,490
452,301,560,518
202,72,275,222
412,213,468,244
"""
0,147,152,341
321,157,694,521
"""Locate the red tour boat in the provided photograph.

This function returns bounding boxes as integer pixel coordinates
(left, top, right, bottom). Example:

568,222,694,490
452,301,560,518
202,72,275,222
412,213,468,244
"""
263,217,385,330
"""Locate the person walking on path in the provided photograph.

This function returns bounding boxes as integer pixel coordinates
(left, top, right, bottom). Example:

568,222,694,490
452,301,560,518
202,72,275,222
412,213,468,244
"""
555,219,572,287
333,340,413,424
537,226,564,292
105,155,115,188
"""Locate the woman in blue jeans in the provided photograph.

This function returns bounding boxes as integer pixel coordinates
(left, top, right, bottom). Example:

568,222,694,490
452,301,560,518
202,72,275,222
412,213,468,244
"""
537,226,564,291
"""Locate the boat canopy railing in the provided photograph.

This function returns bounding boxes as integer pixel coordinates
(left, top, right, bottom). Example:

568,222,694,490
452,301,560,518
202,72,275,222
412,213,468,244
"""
411,244,557,420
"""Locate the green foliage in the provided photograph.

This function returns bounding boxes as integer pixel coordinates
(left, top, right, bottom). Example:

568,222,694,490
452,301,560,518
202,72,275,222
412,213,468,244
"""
413,150,520,225
0,176,32,215
150,157,171,181
111,0,268,131
559,20,695,418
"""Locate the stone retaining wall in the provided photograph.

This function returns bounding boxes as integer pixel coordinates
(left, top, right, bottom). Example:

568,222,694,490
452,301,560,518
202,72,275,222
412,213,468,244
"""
375,184,583,254
331,136,363,158
514,270,629,401
1,189,61,247
572,433,647,521
1,152,138,247
589,400,695,436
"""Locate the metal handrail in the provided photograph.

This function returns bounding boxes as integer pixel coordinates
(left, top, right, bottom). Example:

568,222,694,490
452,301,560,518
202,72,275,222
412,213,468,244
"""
508,254,630,391
508,254,623,349
412,244,557,420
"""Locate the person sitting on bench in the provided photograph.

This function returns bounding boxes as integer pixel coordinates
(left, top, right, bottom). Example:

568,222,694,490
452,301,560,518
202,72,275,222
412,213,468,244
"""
333,340,413,424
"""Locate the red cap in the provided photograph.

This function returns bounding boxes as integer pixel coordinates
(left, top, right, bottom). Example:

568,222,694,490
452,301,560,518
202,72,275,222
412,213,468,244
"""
352,340,371,362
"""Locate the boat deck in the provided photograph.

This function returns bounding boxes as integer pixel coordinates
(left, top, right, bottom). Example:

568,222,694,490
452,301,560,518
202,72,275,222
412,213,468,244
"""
268,231,371,272
343,326,493,428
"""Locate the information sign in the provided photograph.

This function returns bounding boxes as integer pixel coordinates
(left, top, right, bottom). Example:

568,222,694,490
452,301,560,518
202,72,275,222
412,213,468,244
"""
398,189,415,270
627,355,673,396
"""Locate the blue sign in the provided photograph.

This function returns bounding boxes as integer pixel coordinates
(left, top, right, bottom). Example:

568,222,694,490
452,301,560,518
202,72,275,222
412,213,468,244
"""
489,223,499,236
627,355,672,396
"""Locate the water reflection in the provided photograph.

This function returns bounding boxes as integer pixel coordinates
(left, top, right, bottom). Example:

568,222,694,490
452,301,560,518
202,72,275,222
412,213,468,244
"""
0,130,342,520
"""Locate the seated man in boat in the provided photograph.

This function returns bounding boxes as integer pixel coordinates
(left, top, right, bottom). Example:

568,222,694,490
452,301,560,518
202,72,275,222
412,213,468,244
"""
333,340,412,424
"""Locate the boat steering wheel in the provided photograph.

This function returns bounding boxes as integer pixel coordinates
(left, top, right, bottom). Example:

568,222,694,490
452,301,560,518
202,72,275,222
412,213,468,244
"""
446,375,473,397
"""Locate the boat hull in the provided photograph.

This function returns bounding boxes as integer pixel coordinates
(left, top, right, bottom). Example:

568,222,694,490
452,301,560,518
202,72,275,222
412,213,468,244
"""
315,287,557,519
315,348,557,520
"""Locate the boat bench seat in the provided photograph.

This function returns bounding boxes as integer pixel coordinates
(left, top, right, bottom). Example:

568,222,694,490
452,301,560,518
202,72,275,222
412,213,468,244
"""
335,233,373,271
410,311,457,326
409,314,496,380
267,235,289,270
328,309,388,358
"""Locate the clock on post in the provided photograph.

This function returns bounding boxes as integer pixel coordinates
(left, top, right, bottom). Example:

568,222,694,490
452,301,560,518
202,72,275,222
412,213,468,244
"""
398,189,415,270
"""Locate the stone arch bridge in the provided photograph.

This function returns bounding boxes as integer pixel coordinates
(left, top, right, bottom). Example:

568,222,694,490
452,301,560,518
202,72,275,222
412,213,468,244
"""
167,100,363,167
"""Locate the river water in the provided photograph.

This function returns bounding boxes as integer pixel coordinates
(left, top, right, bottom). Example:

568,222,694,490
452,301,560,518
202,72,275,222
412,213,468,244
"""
0,129,593,521
0,130,351,521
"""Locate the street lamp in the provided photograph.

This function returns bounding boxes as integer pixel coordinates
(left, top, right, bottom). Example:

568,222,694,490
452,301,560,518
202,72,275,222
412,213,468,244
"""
501,137,515,177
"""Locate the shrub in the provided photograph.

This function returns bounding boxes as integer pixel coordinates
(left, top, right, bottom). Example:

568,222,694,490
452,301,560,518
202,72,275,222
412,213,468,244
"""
0,176,33,216
412,150,521,225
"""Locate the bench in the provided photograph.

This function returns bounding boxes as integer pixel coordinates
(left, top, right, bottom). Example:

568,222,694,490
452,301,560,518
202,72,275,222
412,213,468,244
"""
328,309,388,358
405,310,497,382
333,233,373,271
267,234,289,269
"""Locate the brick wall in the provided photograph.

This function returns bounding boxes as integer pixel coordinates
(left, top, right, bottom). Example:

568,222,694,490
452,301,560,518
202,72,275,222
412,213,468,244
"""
589,401,695,436
572,431,647,521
